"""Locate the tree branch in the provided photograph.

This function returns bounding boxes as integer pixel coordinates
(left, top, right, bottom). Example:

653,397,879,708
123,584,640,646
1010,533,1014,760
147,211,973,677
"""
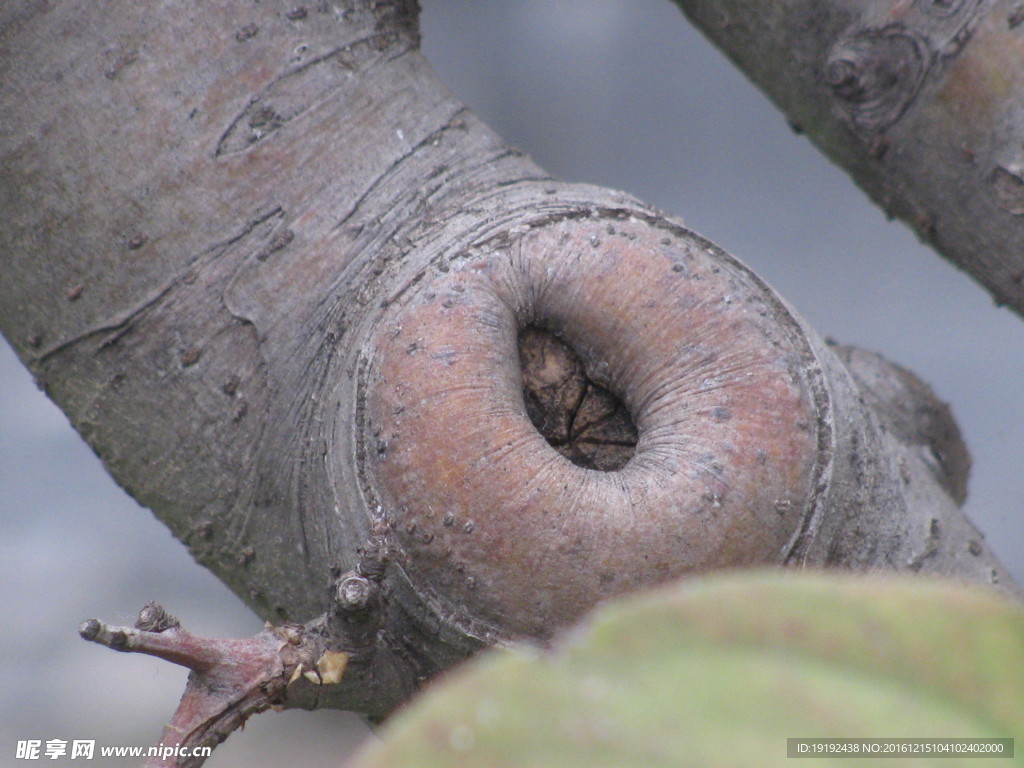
2,0,1020,739
673,0,1024,318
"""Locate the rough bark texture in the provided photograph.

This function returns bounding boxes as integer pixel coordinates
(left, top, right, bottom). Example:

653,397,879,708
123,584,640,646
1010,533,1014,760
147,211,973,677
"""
673,0,1024,318
0,0,1018,727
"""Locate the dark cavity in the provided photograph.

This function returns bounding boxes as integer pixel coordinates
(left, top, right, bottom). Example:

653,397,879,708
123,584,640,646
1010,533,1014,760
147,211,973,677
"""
518,326,637,471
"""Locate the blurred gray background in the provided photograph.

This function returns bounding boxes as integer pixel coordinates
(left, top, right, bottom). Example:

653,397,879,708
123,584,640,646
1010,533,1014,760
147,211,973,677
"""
3,1,1023,766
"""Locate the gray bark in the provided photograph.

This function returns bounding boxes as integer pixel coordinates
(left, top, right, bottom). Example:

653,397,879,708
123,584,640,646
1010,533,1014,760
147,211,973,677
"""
673,0,1024,318
0,0,1017,721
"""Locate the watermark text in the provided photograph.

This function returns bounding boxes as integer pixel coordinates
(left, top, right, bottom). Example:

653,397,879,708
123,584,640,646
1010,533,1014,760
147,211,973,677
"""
15,740,212,761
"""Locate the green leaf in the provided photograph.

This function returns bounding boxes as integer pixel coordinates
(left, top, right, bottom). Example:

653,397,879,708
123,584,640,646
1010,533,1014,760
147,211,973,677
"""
350,571,1024,767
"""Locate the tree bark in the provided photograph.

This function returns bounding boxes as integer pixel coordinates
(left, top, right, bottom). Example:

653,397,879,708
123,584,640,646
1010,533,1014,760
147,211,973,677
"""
673,0,1024,318
0,0,1018,726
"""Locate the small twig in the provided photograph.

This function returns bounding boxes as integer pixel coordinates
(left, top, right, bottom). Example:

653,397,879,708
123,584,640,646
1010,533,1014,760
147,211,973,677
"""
80,604,309,768
78,545,389,768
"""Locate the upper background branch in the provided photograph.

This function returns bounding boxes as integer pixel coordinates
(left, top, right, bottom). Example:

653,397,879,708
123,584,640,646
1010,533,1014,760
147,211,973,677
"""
674,0,1024,318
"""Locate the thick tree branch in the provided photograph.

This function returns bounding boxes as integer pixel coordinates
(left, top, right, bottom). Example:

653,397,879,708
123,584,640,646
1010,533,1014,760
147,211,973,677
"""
1,1,1020,750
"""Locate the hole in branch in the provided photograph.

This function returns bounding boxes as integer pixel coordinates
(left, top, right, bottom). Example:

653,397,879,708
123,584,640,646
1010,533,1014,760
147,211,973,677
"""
518,325,637,471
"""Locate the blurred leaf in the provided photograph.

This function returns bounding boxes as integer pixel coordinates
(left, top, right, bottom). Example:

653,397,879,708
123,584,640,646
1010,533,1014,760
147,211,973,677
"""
349,571,1024,767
